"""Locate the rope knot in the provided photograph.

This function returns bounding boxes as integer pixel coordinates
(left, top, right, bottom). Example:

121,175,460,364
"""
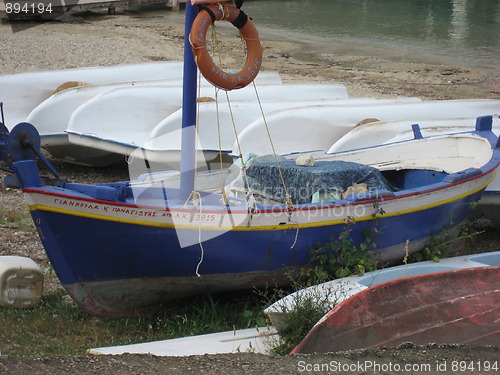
184,190,200,208
286,194,296,212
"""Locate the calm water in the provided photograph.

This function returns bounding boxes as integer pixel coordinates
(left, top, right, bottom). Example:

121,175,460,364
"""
242,0,500,76
152,0,500,76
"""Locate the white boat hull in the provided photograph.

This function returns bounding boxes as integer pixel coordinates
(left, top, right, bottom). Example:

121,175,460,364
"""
67,98,420,168
3,62,282,166
0,62,185,128
88,327,278,356
235,99,500,156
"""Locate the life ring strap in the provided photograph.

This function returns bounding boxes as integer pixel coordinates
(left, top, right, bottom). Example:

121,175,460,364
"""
197,5,216,23
230,9,248,29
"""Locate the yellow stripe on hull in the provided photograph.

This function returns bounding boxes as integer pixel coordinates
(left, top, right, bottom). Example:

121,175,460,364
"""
27,176,491,231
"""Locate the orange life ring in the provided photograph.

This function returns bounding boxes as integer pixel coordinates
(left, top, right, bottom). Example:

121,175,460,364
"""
189,4,263,91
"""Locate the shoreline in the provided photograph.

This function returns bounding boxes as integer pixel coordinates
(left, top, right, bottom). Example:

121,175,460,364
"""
0,12,499,99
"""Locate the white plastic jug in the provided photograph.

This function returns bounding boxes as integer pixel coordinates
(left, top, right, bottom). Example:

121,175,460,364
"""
0,256,43,308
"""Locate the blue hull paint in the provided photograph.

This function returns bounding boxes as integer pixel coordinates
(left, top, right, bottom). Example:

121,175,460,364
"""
27,185,483,317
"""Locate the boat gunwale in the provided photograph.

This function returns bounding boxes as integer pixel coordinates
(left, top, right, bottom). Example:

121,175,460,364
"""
21,139,498,207
65,130,227,153
21,168,495,232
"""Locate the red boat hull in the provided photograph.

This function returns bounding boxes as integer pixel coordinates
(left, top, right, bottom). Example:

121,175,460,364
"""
292,266,500,353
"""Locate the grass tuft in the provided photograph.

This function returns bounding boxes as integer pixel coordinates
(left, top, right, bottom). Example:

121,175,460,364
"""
0,289,267,357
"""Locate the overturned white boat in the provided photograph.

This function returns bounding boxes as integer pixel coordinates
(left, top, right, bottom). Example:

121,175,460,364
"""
234,99,500,156
66,97,424,169
18,68,282,166
0,61,188,128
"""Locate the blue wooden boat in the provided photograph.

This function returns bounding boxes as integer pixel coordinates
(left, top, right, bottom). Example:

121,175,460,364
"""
0,2,499,317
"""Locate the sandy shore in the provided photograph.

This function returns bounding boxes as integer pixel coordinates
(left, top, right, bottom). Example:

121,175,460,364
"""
1,10,499,100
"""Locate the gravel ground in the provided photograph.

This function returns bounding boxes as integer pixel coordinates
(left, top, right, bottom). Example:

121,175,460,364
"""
0,9,499,375
1,345,499,375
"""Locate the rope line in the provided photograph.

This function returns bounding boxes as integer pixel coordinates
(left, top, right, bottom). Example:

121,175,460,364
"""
251,82,296,212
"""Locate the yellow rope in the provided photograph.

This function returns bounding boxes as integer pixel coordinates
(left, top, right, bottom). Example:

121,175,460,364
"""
204,9,295,214
214,89,229,205
250,82,296,212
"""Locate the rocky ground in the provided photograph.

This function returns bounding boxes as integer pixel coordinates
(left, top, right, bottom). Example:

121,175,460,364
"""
0,8,499,375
